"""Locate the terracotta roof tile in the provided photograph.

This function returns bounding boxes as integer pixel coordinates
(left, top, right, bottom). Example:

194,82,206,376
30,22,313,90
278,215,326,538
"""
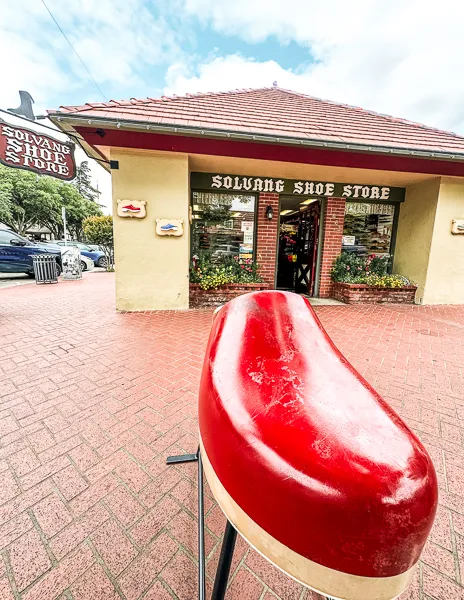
50,87,464,155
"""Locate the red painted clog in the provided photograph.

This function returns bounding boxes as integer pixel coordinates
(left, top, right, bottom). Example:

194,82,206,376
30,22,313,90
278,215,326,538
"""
199,291,437,600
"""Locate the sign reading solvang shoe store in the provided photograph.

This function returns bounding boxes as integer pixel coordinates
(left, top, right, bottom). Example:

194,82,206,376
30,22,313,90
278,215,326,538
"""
0,120,76,180
191,172,405,202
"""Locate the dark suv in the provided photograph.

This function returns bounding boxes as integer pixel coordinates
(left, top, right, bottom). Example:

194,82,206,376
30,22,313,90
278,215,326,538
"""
0,230,62,277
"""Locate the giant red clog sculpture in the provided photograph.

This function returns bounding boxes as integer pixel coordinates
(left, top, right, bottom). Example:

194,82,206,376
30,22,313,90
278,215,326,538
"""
199,291,437,600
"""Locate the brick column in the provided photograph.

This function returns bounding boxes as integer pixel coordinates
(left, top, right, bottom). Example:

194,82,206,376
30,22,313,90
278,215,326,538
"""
318,197,346,298
256,192,279,288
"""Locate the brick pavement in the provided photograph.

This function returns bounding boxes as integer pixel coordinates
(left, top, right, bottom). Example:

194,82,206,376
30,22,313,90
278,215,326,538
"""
0,273,463,600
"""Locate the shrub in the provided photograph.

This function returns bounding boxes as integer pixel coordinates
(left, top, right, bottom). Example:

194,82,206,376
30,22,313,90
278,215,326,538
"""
331,253,412,287
190,255,262,290
330,252,367,283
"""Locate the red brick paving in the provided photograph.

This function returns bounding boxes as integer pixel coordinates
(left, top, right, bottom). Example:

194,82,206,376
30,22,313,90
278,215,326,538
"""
0,273,463,600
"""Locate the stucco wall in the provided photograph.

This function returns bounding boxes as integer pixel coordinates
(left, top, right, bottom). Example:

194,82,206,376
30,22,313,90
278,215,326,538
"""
423,178,464,304
393,178,440,302
111,150,189,311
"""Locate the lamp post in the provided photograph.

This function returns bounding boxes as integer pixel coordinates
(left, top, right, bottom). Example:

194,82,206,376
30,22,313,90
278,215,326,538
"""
62,206,68,245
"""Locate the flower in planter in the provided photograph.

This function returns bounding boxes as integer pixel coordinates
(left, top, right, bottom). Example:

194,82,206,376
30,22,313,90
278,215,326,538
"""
189,255,263,290
365,274,413,288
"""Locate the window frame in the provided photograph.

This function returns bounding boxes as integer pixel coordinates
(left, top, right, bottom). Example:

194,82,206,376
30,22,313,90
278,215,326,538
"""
190,189,259,264
343,199,400,268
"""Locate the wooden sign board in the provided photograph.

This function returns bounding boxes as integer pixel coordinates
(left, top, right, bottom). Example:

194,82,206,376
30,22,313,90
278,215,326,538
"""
0,119,75,180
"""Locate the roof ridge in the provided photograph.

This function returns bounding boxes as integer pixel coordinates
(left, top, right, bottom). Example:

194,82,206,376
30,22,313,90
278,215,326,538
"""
157,87,273,102
61,88,276,111
273,87,461,138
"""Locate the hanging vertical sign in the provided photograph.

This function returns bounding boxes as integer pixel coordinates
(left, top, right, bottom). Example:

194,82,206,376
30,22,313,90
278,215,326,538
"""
0,119,76,180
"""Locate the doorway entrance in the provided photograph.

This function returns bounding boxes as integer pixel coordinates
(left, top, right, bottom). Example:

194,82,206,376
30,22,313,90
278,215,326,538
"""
277,197,322,296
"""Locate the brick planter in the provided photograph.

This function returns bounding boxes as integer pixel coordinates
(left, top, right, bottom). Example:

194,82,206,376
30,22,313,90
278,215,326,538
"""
333,282,417,304
190,283,269,308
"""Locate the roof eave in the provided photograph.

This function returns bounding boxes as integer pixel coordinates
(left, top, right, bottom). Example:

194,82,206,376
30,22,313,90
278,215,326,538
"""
47,112,464,164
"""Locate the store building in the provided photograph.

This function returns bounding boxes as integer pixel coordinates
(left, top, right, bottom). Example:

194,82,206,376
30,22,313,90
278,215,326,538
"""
49,87,464,310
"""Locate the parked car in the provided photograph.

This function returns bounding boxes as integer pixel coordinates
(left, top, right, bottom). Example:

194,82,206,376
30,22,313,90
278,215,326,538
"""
54,241,107,267
0,229,62,277
78,254,94,271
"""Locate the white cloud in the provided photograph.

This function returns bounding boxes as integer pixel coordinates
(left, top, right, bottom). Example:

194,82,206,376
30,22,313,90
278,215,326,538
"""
169,0,464,133
0,0,183,112
0,0,184,213
0,4,73,112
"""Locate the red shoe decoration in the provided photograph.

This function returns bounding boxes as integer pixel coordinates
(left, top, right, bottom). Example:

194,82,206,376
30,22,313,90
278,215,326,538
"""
199,291,437,600
121,204,141,213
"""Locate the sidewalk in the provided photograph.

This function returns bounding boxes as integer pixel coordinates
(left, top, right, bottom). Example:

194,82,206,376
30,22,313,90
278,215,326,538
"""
0,273,463,600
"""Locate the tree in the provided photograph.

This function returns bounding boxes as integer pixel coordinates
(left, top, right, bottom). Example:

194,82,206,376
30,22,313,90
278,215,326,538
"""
0,164,62,235
83,215,114,271
74,161,101,203
0,168,14,225
0,163,103,238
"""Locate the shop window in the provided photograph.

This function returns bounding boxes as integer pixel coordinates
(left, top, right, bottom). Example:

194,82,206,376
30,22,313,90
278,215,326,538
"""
191,192,256,262
343,203,395,256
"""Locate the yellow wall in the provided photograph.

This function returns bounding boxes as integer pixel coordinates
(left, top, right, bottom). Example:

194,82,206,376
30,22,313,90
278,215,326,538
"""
394,177,464,304
423,178,464,304
189,153,434,188
111,149,190,311
393,178,440,302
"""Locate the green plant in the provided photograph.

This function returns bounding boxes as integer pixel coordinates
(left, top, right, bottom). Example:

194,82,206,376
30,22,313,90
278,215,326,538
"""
83,215,114,271
330,252,369,283
331,252,411,287
365,254,390,276
190,255,262,290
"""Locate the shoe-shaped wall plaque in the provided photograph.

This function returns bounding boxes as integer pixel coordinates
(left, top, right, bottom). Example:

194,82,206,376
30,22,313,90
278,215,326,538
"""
155,219,184,237
117,199,147,218
199,291,437,600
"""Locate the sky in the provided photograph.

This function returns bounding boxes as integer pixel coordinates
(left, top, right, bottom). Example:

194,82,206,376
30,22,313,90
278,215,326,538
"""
1,0,464,212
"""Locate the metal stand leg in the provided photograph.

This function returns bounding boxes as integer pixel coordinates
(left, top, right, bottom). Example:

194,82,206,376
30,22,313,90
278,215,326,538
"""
211,521,237,600
166,450,327,599
166,448,206,600
197,451,206,600
166,453,198,464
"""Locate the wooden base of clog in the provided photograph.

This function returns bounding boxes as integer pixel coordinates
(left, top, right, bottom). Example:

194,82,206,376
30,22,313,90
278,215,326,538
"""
200,438,416,600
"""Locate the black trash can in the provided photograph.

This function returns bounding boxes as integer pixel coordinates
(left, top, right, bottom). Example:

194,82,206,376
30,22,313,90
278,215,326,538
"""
31,254,59,284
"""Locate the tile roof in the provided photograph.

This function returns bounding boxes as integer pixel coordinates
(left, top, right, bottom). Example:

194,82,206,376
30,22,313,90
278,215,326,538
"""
51,87,464,156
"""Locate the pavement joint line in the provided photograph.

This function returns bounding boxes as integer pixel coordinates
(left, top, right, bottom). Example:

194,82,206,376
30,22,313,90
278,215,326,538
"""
422,561,464,591
226,546,251,590
450,514,462,586
240,560,286,600
49,477,76,514
158,574,183,600
1,548,20,600
86,538,125,599
28,507,59,567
